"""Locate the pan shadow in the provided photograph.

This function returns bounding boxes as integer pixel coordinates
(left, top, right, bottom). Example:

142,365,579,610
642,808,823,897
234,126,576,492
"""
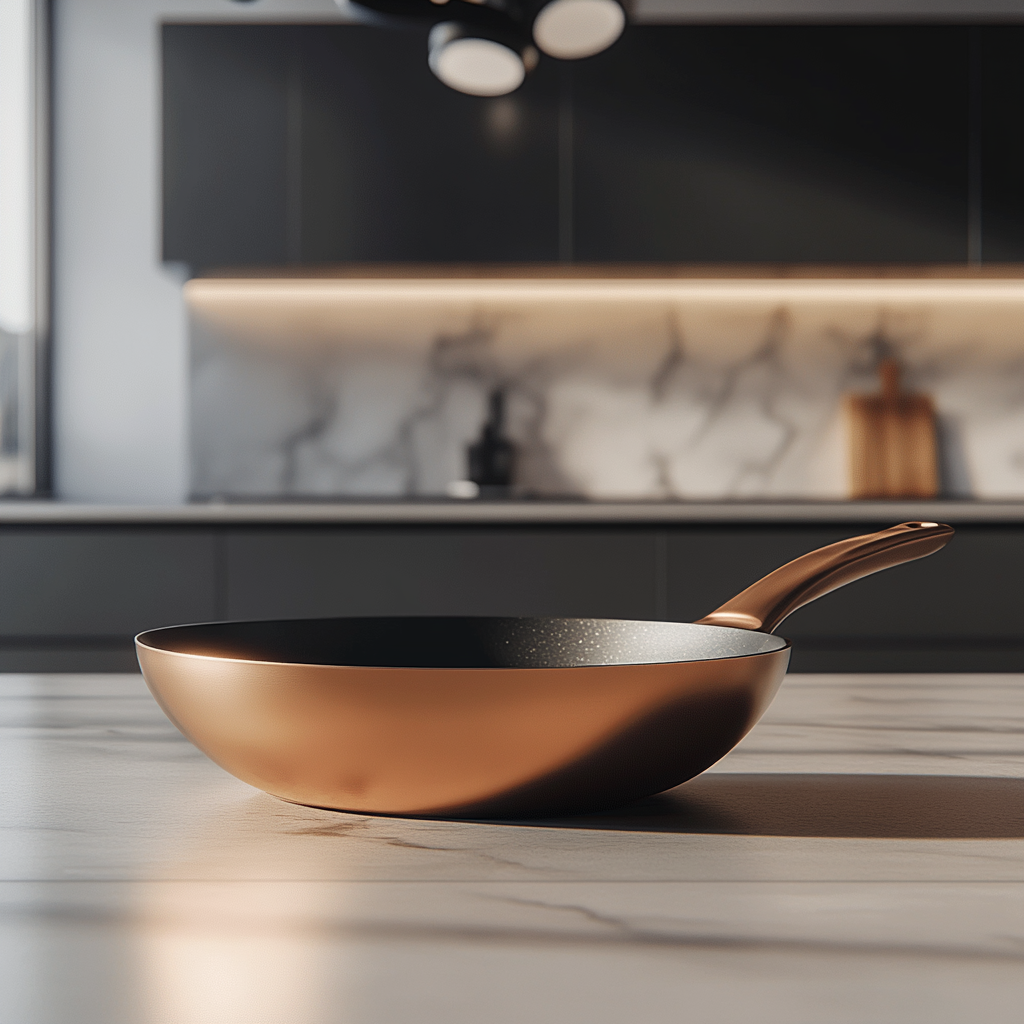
505,775,1024,840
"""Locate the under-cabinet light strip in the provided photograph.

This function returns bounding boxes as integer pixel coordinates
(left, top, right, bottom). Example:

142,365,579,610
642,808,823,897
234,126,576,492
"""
185,278,1024,304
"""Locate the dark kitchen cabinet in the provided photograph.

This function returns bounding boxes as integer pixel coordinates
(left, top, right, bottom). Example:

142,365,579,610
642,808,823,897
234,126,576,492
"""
572,25,969,263
224,528,657,620
980,26,1024,261
162,27,291,270
0,520,1021,673
0,529,219,670
296,29,562,263
163,22,1024,269
163,24,562,268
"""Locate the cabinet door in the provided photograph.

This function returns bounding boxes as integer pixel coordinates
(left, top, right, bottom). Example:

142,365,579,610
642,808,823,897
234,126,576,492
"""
298,26,561,263
162,24,561,270
572,24,969,262
225,527,657,620
0,529,218,638
981,25,1024,260
162,25,290,270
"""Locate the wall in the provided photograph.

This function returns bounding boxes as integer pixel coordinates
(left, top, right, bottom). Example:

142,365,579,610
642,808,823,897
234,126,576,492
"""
52,0,351,503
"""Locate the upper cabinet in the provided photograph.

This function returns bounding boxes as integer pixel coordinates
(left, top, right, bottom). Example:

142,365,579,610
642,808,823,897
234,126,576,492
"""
162,22,1024,270
981,28,1024,261
163,24,561,267
572,25,969,263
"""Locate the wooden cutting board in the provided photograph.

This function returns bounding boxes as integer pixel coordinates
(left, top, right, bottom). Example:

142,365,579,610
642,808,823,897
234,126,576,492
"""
846,358,939,499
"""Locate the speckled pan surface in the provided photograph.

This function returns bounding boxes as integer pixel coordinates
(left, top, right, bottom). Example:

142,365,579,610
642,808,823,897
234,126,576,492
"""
137,616,788,669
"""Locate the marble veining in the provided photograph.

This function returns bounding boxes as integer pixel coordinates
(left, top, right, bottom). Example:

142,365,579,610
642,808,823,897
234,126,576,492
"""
189,281,1024,500
1,672,1023,1023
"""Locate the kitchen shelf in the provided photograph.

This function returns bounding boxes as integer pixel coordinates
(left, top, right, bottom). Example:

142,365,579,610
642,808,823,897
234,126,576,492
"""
0,500,1021,525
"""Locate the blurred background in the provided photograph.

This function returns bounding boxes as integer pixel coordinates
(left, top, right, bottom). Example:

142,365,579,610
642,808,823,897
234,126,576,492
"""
0,0,1023,672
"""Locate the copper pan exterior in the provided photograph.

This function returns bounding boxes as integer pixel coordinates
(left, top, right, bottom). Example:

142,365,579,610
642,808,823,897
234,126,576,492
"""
137,638,790,818
136,521,952,819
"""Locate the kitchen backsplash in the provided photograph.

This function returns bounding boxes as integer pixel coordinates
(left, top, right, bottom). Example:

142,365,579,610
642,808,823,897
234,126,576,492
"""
188,278,1024,500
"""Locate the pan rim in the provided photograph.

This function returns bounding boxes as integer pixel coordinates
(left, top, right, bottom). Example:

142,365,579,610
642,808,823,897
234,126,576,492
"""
135,615,792,671
134,638,793,671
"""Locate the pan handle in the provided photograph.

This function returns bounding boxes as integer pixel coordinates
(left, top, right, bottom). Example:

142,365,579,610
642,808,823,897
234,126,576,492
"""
695,521,954,634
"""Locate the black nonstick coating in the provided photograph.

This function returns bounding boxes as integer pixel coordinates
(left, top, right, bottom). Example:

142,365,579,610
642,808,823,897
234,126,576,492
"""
136,616,786,669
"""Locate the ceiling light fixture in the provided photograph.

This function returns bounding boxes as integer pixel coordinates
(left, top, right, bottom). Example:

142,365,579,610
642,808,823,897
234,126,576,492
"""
531,0,625,59
428,21,537,96
347,0,627,96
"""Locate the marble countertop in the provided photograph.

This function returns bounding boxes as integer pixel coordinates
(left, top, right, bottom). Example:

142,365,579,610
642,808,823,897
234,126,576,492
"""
0,499,1023,525
1,671,1022,1024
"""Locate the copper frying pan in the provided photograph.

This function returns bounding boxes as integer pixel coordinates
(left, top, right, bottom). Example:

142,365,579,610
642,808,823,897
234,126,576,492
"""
136,521,952,818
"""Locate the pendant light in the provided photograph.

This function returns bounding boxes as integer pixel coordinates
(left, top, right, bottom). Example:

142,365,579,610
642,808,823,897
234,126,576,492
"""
531,0,625,59
428,21,538,96
346,0,628,96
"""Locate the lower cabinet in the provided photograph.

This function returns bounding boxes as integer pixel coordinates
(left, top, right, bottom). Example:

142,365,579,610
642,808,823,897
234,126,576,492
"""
223,528,660,620
0,528,218,671
0,521,1020,671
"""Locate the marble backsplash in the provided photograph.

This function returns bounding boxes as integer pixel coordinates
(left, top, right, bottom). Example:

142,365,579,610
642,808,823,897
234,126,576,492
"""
187,279,1024,500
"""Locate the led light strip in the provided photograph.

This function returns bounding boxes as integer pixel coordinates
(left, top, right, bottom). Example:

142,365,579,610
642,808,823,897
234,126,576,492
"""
186,278,1024,304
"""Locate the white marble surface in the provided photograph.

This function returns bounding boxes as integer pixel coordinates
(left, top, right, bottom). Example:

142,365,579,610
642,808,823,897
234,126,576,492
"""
189,279,1024,501
1,671,1023,1023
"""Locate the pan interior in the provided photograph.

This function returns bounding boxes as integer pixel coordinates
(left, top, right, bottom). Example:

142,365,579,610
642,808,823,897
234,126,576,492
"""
136,617,787,669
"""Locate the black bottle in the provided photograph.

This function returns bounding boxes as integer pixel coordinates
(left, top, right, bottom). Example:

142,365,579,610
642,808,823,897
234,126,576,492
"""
468,389,515,493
